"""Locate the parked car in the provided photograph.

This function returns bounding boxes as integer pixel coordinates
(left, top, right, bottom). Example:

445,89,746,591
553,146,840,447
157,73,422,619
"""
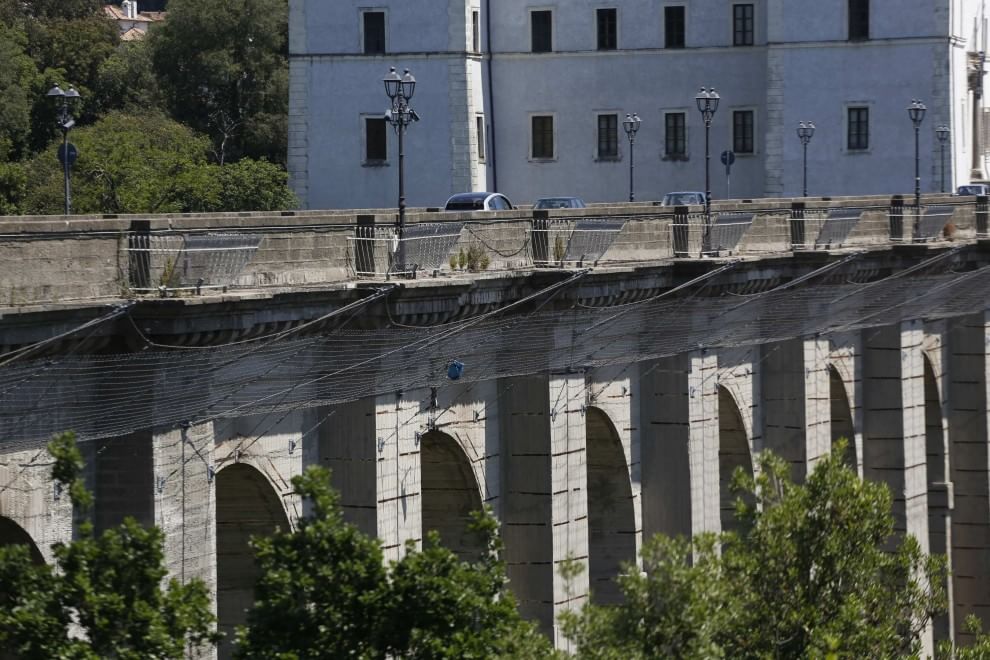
533,196,587,209
957,184,990,196
661,191,706,206
443,192,514,211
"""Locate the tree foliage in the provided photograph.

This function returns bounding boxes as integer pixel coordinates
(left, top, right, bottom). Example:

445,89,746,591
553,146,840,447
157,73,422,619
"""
21,112,294,214
0,0,294,215
0,431,219,658
235,466,556,659
150,0,289,164
561,442,948,659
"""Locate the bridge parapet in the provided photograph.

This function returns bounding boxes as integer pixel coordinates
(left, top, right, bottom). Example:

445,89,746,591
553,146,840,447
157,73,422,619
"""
0,194,982,308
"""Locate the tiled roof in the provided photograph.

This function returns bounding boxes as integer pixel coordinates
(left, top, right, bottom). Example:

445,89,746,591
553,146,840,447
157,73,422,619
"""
120,26,146,41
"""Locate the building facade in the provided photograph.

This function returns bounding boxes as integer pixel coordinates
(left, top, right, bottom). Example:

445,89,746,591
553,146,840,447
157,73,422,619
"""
288,0,990,209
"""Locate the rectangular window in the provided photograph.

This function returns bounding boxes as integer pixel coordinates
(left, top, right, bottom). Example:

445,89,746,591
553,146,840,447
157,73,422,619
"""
472,10,480,52
847,107,869,150
362,11,386,55
365,117,387,162
532,115,554,159
476,115,486,162
531,10,552,53
597,8,617,50
665,112,687,158
732,110,754,153
733,4,754,46
848,0,869,40
597,114,619,159
664,6,685,49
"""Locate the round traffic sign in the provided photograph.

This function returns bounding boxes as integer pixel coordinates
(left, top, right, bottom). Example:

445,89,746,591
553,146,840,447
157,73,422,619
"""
57,143,78,167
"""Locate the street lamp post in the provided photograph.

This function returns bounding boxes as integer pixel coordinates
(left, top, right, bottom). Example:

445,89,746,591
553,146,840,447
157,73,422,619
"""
622,113,641,202
47,84,80,216
695,87,720,251
797,121,815,197
383,67,419,275
908,99,927,213
936,124,950,193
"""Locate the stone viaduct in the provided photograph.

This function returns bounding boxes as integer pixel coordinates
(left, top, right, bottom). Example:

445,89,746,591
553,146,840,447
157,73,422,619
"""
1,194,989,656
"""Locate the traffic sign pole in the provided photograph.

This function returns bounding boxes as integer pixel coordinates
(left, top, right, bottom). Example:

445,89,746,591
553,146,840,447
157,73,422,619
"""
721,150,735,201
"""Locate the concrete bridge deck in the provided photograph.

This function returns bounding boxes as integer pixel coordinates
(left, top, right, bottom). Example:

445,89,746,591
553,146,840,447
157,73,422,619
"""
1,194,989,655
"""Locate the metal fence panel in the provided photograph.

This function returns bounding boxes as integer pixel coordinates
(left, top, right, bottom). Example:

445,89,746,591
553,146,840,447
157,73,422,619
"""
127,232,261,293
706,212,754,254
815,208,862,248
915,205,954,242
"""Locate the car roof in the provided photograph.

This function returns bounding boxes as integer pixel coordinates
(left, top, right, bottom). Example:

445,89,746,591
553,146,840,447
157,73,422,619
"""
664,191,705,196
446,192,497,202
536,196,581,201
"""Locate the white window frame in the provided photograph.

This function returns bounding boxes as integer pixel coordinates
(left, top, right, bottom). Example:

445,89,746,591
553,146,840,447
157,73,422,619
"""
529,112,557,161
529,7,555,53
359,7,388,55
361,113,389,165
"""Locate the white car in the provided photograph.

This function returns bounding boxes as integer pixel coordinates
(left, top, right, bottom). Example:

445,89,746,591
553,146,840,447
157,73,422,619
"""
957,184,990,196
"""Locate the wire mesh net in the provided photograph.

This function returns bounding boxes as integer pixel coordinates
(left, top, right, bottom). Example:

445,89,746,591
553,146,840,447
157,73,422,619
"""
915,205,954,242
350,224,465,277
706,212,754,254
2,246,988,450
127,233,261,292
531,217,626,266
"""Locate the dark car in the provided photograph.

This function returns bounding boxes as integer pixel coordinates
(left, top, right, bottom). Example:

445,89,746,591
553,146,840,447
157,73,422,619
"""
533,196,587,209
444,192,514,211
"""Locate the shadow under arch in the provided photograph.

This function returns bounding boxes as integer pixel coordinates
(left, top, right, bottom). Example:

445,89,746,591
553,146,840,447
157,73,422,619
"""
828,365,857,468
718,385,753,534
0,516,44,564
216,463,290,660
421,430,485,561
586,406,637,605
922,354,951,645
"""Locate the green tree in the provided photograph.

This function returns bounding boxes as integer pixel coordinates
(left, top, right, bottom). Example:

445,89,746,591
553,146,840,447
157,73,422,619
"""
0,431,219,658
939,616,990,659
562,442,947,659
0,20,42,162
236,467,556,659
91,39,164,117
150,0,288,164
21,111,295,214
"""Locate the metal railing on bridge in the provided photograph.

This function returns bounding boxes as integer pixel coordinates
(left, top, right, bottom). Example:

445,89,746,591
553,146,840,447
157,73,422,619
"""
116,196,987,293
126,232,262,295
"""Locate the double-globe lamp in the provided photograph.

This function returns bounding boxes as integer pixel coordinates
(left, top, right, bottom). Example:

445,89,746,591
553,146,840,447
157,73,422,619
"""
383,67,419,275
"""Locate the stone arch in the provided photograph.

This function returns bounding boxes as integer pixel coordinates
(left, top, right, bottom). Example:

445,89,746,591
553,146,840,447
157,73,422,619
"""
0,516,44,564
216,463,290,660
421,430,485,561
586,406,637,604
718,385,753,534
828,365,857,468
923,355,951,645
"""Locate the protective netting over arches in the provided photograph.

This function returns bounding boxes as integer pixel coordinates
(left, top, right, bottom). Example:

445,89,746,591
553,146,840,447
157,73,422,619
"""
1,250,989,450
